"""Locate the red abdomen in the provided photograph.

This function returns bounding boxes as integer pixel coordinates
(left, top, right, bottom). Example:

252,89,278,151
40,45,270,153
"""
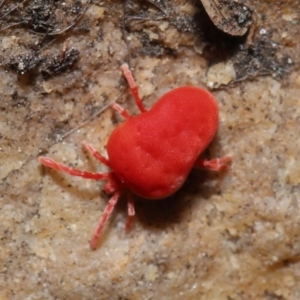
107,86,218,199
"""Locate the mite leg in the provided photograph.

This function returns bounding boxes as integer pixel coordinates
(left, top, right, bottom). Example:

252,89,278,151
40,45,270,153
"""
121,63,147,113
90,192,121,250
194,155,232,171
111,103,132,119
82,141,111,167
38,157,110,180
125,192,135,232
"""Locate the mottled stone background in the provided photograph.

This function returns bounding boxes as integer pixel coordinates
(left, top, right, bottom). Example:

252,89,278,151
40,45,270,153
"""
0,0,300,299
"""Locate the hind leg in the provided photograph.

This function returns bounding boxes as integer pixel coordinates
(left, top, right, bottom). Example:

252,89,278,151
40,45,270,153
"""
194,155,232,171
90,192,121,250
125,192,135,232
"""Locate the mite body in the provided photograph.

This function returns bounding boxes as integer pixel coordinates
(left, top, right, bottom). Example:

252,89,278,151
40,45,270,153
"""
39,64,231,249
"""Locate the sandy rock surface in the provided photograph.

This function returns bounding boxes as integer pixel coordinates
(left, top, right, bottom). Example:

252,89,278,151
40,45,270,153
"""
0,0,300,299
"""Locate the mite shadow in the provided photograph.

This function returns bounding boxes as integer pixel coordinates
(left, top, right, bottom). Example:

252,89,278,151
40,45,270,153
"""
131,167,229,232
131,170,208,231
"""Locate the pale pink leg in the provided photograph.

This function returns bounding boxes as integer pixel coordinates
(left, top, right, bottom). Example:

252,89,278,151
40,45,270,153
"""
121,63,147,113
194,155,232,171
125,192,135,232
111,103,132,119
82,141,111,167
38,157,110,180
90,192,120,250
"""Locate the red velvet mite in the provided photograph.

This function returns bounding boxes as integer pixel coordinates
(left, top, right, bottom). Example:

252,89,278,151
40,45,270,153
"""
39,63,231,249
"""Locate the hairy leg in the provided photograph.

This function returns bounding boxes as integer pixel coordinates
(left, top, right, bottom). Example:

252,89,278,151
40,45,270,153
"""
111,102,132,119
121,63,147,113
194,155,232,171
90,192,121,250
82,141,111,167
125,192,135,232
38,157,110,180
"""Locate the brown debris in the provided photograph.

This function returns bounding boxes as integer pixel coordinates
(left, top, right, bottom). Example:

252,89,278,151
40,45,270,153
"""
41,48,80,79
200,0,253,36
0,0,89,76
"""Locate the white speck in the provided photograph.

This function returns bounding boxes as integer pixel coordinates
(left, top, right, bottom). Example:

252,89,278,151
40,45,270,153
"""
143,264,158,282
287,58,293,64
207,81,214,88
259,28,267,35
70,224,77,231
